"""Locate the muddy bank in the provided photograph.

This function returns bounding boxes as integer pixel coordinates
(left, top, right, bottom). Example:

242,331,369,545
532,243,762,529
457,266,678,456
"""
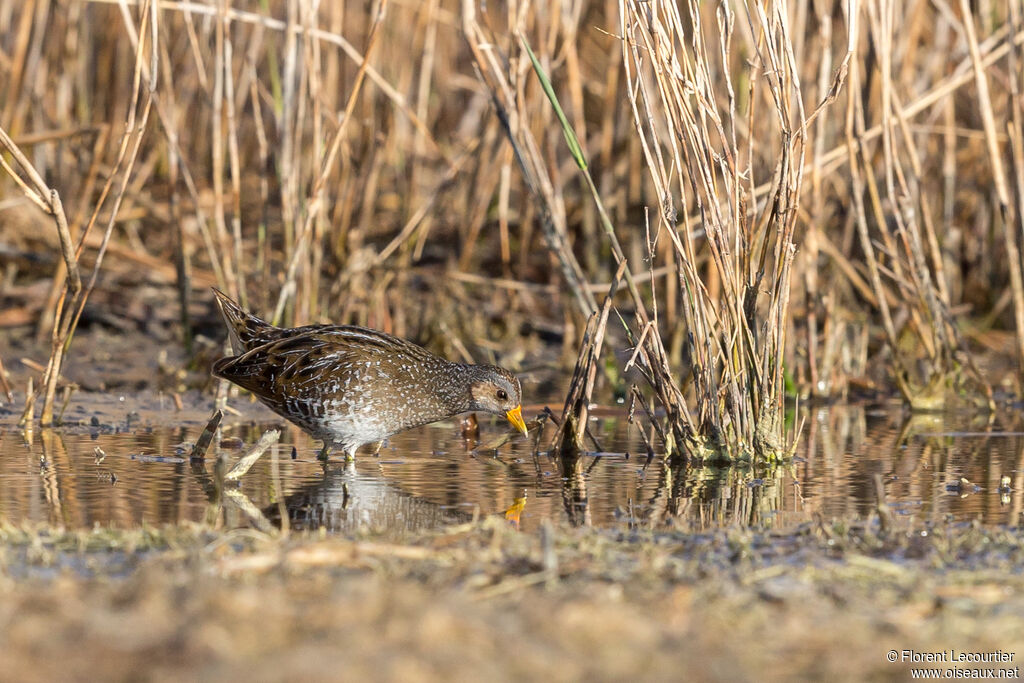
1,518,1022,681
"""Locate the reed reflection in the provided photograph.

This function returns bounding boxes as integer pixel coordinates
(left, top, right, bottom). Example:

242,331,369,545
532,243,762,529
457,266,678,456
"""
2,404,1022,533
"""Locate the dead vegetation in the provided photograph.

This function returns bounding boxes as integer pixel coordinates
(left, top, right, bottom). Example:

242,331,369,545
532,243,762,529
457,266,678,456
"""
0,1,1022,462
1,516,1023,681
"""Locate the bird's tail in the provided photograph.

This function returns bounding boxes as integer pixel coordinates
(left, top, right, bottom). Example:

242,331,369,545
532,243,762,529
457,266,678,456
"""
212,287,278,354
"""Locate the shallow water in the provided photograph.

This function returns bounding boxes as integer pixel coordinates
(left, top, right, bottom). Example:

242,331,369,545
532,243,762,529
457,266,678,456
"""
1,400,1022,534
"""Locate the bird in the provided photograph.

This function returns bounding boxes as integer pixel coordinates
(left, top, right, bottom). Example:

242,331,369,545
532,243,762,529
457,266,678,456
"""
210,288,528,460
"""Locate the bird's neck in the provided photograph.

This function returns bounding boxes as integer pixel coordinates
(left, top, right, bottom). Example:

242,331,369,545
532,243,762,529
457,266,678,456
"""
436,362,485,414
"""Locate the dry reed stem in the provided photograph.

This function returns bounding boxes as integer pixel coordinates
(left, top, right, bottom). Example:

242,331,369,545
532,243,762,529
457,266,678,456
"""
462,0,597,317
0,0,1019,420
18,377,34,428
211,0,237,302
0,126,80,295
682,24,1024,233
1009,2,1024,380
821,0,996,406
844,31,912,401
553,260,627,454
962,0,1024,381
618,0,819,460
32,0,158,425
517,28,685,432
273,0,388,324
190,409,223,460
873,1,953,370
88,0,447,158
517,25,694,453
0,355,13,404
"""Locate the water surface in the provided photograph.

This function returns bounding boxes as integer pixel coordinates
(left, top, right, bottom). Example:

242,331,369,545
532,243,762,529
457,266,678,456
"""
1,401,1021,534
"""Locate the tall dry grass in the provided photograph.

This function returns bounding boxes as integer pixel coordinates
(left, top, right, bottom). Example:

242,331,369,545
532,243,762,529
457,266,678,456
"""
0,1,1020,461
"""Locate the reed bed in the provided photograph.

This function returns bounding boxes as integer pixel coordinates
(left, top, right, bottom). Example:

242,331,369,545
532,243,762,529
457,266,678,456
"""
0,1,1020,462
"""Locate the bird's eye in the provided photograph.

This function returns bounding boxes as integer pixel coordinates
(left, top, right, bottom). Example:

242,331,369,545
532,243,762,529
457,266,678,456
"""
497,389,508,401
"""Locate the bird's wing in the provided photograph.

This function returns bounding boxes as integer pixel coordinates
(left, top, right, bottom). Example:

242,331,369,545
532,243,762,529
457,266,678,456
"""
211,326,435,402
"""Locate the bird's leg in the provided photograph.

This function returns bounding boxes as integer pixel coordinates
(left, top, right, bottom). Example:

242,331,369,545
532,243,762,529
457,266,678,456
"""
317,443,331,462
344,445,357,462
372,440,384,457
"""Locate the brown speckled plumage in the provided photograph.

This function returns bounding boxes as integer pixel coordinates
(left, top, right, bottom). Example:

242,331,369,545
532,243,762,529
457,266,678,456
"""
211,289,527,459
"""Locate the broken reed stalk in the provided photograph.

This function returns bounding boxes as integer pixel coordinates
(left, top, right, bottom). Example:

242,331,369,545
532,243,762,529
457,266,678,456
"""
0,126,81,295
0,355,12,403
18,377,34,427
191,409,224,461
553,261,627,454
225,429,281,481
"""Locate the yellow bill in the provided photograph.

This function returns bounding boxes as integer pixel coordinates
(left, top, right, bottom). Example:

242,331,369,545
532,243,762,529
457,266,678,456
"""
505,405,528,436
